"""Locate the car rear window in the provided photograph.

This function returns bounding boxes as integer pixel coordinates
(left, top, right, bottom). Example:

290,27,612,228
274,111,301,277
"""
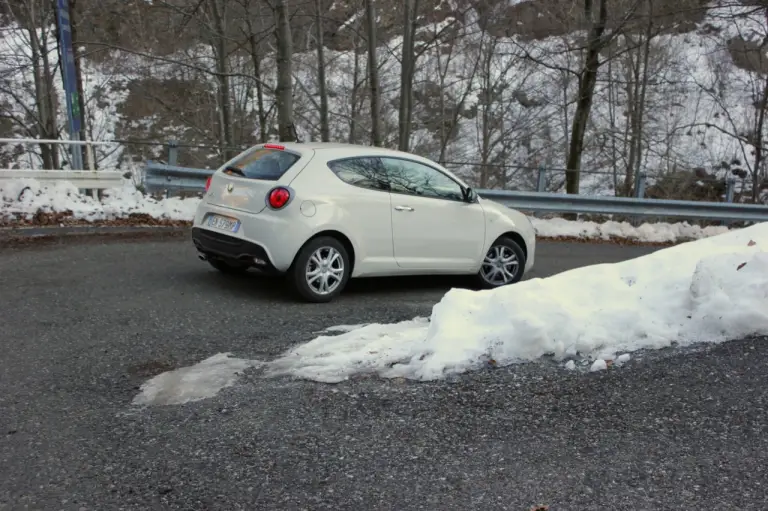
224,147,300,180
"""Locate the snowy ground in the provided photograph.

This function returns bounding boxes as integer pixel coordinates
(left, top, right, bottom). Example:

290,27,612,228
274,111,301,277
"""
0,178,198,223
0,177,733,243
132,223,768,405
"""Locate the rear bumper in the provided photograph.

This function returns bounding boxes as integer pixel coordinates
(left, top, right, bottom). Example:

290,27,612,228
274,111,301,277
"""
192,227,281,273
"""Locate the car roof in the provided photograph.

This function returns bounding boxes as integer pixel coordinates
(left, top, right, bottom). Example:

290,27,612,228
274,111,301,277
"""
278,141,412,157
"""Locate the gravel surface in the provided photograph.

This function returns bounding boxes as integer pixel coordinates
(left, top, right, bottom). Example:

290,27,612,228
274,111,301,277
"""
1,237,767,510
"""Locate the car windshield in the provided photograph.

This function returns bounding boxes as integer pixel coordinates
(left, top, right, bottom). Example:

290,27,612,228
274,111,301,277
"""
225,147,300,180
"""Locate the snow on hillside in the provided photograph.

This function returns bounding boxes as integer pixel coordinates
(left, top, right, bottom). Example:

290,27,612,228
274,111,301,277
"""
0,1,765,197
131,222,768,403
0,177,732,243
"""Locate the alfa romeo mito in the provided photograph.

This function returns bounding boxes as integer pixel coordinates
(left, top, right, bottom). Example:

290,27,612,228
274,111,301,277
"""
191,142,536,302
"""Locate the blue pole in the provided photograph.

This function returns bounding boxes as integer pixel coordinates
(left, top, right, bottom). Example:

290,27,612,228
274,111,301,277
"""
55,0,83,170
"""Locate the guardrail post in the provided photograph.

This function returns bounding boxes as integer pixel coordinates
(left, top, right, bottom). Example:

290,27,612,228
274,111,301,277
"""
167,140,179,166
724,177,737,226
536,166,547,192
725,177,735,203
635,173,647,199
533,166,547,218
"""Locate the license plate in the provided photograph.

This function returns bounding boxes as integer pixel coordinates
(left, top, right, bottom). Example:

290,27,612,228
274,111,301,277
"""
207,214,240,233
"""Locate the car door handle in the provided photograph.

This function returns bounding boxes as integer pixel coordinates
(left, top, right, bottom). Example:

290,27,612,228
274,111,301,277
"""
394,205,414,211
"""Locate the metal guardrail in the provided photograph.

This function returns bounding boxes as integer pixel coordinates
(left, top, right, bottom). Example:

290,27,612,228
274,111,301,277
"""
143,161,768,223
144,161,213,195
477,189,768,222
0,169,124,190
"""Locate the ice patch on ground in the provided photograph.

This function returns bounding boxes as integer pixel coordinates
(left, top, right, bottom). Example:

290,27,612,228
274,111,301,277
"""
318,323,371,333
132,353,260,406
262,223,768,383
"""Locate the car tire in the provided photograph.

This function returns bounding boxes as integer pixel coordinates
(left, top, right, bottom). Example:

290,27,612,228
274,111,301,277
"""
208,258,249,274
475,236,526,289
289,236,351,303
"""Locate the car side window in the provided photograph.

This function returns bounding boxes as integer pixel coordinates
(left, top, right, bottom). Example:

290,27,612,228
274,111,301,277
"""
327,157,388,191
380,158,464,201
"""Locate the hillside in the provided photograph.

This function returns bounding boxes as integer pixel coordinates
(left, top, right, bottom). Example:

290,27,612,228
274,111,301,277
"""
1,0,767,199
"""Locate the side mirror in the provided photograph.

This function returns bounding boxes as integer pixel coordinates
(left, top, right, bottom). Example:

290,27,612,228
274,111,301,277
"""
463,187,476,202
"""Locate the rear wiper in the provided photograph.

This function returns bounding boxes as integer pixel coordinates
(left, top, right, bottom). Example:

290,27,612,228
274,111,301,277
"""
223,165,245,176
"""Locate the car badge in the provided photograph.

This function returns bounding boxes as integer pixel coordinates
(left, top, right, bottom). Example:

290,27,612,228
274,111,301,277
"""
226,183,233,192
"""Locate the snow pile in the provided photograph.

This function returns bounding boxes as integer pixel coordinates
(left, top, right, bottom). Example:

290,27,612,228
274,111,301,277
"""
531,217,731,243
0,178,199,223
132,353,260,406
263,223,768,382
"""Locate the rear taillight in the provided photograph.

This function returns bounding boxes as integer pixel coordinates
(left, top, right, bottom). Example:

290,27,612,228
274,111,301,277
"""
205,175,212,191
267,187,291,209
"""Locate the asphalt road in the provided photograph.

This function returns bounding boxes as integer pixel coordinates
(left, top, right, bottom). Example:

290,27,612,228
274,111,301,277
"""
2,236,767,510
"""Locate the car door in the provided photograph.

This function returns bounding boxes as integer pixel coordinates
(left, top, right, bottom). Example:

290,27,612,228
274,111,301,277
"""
380,157,486,270
325,156,395,275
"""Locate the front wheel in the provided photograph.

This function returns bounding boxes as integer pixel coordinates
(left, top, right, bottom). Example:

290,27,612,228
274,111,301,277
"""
475,237,526,289
289,236,351,303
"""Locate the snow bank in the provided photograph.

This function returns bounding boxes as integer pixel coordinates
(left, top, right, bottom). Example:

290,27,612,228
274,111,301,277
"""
0,178,199,223
0,177,736,244
264,223,768,382
531,217,730,243
132,353,260,406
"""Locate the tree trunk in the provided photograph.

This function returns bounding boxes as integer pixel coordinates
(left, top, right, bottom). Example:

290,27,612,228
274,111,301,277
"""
27,2,56,169
349,45,360,143
753,77,768,202
364,0,381,146
752,6,768,203
565,0,608,195
397,0,419,151
274,0,296,142
631,0,653,196
606,48,620,193
623,42,639,196
478,37,494,188
249,34,268,142
209,0,234,158
315,0,329,141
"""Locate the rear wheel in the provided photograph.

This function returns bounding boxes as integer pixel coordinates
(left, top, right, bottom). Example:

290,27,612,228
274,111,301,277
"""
208,258,250,274
475,236,526,289
289,236,350,303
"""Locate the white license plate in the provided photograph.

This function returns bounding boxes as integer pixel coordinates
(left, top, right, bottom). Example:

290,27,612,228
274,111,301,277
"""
207,214,240,233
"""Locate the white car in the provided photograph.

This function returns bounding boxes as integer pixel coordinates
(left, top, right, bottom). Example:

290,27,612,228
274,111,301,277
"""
192,142,536,302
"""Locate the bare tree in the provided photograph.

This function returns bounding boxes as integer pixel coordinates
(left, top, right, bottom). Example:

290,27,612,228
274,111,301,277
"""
565,0,610,194
272,0,296,141
364,0,381,146
429,18,482,163
204,0,235,158
314,0,330,141
397,0,419,151
691,5,768,203
1,0,60,169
